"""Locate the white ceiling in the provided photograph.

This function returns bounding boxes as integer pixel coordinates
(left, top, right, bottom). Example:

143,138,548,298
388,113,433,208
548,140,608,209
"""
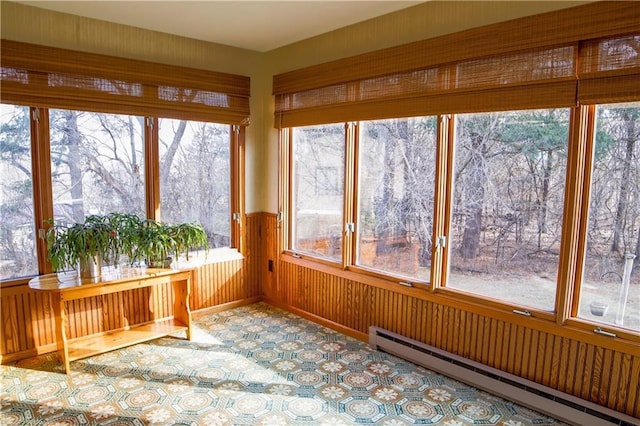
17,1,424,52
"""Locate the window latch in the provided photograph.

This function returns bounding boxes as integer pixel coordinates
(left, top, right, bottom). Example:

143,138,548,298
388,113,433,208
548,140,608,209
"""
232,212,241,223
345,222,355,234
435,236,446,248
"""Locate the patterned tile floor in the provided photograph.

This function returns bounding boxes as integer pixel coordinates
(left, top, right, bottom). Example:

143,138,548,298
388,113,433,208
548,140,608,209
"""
1,302,568,425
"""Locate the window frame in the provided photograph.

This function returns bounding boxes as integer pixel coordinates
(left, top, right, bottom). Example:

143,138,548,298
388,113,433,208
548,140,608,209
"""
275,3,640,341
279,102,639,340
0,103,245,285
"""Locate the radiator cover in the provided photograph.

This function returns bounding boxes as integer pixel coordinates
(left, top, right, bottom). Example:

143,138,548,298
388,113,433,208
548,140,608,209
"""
369,326,637,426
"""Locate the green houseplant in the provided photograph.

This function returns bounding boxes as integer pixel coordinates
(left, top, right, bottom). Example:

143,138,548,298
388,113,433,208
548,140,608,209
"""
46,214,120,278
46,213,209,277
131,220,209,268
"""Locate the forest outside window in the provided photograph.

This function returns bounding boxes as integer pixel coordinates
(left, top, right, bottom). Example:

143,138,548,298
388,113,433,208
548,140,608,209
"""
0,103,241,282
158,119,231,248
446,109,569,311
291,123,345,262
579,102,639,332
0,104,37,280
357,117,437,281
50,108,146,223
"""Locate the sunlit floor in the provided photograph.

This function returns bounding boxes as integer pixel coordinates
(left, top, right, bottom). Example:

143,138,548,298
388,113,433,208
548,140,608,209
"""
1,303,567,425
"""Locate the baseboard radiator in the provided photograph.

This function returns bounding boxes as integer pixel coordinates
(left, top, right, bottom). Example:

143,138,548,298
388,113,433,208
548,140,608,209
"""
369,326,638,426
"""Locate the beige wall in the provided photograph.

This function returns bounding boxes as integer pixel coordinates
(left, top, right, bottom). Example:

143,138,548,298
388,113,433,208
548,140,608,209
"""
1,1,588,213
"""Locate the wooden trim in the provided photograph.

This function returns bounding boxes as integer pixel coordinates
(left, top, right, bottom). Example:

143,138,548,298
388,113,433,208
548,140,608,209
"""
431,114,453,289
0,343,58,364
30,107,53,274
342,122,356,268
230,125,246,253
264,298,369,342
555,106,592,324
277,129,288,254
145,117,160,220
192,296,262,317
567,106,597,322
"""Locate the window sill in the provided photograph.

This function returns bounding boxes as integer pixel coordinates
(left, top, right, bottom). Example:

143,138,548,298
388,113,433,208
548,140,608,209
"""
172,247,244,269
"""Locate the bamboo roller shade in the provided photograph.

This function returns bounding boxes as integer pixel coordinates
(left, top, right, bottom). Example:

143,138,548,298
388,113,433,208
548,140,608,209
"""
0,40,251,125
274,1,640,128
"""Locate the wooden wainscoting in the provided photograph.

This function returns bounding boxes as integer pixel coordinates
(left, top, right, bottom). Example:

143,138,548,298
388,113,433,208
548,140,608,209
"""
1,283,172,363
260,211,639,418
1,251,260,363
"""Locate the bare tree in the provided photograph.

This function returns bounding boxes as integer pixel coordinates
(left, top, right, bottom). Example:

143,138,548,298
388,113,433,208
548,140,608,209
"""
611,108,638,254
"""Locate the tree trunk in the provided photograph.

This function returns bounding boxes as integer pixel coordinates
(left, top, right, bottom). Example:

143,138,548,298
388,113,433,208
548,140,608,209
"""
159,119,187,193
611,111,636,253
375,124,395,255
461,133,486,259
537,149,553,247
63,110,85,222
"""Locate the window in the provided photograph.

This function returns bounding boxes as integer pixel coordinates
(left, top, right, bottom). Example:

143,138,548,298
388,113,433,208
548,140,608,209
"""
291,124,345,261
357,117,437,281
447,109,569,310
0,104,37,280
158,119,231,248
275,3,640,345
579,102,639,332
0,40,249,282
50,109,145,223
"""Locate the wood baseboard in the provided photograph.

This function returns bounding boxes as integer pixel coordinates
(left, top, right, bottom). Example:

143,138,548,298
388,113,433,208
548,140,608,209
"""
192,296,263,317
263,298,369,342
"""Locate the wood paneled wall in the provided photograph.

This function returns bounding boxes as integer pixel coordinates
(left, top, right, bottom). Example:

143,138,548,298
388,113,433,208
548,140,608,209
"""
1,245,260,363
258,213,640,418
2,212,638,418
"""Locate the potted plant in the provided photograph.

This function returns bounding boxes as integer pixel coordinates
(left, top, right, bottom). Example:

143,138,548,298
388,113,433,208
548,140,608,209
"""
170,222,209,261
46,213,209,276
131,220,208,268
46,214,119,278
131,220,176,268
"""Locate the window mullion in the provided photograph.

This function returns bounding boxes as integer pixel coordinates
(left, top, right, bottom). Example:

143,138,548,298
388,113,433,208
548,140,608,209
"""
556,105,594,324
145,117,159,220
279,128,291,252
231,125,246,253
30,107,54,274
343,122,357,269
431,114,454,290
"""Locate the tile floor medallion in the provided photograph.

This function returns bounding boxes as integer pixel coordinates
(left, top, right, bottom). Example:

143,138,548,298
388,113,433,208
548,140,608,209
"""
1,302,569,425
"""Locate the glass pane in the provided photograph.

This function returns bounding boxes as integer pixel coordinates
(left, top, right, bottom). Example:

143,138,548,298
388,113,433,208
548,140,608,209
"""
159,119,231,248
357,117,437,281
0,104,37,280
50,109,145,223
448,109,569,311
292,124,345,261
580,102,640,332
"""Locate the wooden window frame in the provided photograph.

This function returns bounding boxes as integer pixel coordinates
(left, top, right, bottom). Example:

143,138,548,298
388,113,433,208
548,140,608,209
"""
1,104,245,284
276,2,640,341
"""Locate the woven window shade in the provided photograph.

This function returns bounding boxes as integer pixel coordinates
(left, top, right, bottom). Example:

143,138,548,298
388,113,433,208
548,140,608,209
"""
0,40,250,125
275,46,577,127
578,34,640,104
274,2,640,128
